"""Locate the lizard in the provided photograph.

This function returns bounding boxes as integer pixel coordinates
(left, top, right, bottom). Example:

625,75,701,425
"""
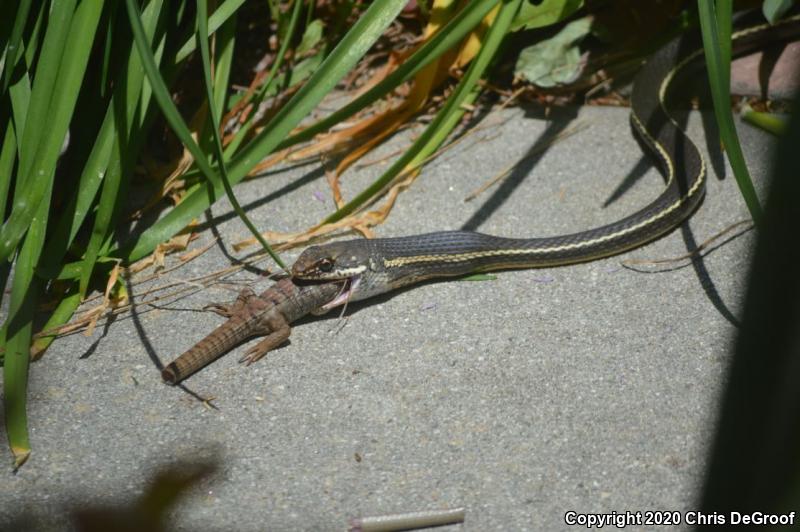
161,277,345,384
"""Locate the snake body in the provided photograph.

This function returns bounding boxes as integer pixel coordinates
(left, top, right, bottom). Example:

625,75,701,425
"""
292,13,800,307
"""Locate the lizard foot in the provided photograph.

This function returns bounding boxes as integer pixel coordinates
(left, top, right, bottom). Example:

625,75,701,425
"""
239,328,291,366
203,286,256,317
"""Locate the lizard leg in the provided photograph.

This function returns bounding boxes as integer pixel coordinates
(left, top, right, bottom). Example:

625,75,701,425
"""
204,286,256,318
239,326,291,366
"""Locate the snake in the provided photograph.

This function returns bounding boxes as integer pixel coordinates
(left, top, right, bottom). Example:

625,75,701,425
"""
291,12,800,309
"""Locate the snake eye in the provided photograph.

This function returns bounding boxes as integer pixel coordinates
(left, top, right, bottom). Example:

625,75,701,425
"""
318,258,334,273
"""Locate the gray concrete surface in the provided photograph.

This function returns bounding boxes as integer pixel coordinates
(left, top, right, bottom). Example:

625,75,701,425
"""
0,103,777,531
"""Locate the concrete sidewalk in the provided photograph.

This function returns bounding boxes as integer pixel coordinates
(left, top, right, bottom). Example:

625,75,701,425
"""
0,103,773,530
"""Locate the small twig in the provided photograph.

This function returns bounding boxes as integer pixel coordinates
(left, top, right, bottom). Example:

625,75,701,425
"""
80,237,221,307
355,146,407,169
35,251,282,341
621,219,754,271
463,121,590,202
349,507,466,532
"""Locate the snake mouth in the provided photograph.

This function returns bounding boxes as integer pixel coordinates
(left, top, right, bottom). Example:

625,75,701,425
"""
323,275,361,310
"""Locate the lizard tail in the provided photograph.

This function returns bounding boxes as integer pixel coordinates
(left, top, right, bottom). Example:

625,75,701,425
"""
162,317,252,384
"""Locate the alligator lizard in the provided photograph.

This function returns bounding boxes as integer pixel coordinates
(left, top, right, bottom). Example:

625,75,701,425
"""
161,277,344,384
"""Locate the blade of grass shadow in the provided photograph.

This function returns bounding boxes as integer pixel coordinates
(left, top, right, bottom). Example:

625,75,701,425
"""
697,0,763,223
122,0,408,263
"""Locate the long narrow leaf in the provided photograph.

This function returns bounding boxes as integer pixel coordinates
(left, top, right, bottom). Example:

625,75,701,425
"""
697,0,763,223
196,0,284,268
30,291,82,358
1,70,31,313
1,0,33,94
78,138,124,295
0,113,18,224
174,0,246,63
15,0,76,187
3,183,51,470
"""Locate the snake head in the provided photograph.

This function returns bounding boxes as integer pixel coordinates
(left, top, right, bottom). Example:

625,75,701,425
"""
292,240,371,280
292,239,381,307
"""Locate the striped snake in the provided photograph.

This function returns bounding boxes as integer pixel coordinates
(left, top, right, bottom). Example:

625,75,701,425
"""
292,12,800,308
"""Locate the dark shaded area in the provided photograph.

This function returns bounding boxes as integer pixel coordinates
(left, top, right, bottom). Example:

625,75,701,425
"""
125,277,164,374
206,207,274,278
679,223,740,327
698,92,800,525
601,155,653,208
755,36,795,100
1,458,218,532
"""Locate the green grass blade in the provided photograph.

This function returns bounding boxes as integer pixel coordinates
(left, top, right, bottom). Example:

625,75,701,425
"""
14,0,75,184
0,116,17,224
124,0,221,189
0,0,103,263
3,180,52,470
196,0,285,268
78,138,124,295
99,1,122,97
21,1,47,69
697,0,763,223
122,0,408,263
1,0,33,94
323,0,521,224
3,71,31,314
210,13,235,123
40,0,166,282
174,0,246,63
0,120,17,310
30,290,82,357
223,0,303,157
